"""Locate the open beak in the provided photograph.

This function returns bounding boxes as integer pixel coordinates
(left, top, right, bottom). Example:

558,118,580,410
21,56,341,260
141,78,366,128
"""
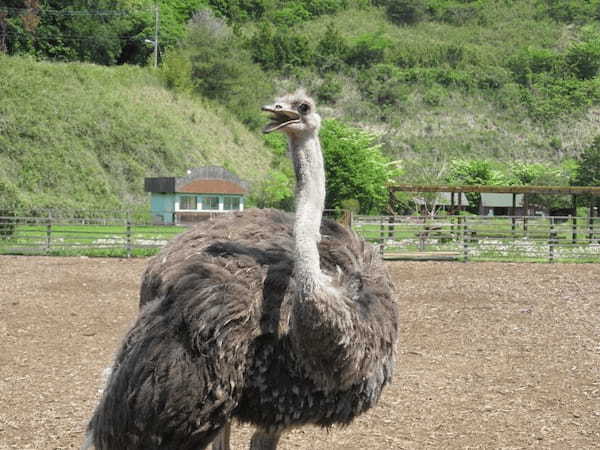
261,105,301,134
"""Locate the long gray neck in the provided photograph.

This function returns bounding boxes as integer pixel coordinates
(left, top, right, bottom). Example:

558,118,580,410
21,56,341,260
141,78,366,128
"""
289,131,326,294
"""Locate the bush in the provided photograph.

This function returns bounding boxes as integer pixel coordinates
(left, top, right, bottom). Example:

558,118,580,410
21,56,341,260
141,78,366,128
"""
320,119,398,214
430,2,485,26
303,0,348,16
177,13,274,129
314,22,350,72
267,4,312,26
249,23,314,70
345,32,391,68
508,47,563,86
573,135,600,190
384,0,428,25
208,0,271,22
358,64,410,106
565,39,600,80
317,75,343,104
538,0,600,24
422,85,447,106
523,75,600,121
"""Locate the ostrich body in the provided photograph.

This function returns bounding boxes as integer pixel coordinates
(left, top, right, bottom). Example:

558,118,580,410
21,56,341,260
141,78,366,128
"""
84,91,398,450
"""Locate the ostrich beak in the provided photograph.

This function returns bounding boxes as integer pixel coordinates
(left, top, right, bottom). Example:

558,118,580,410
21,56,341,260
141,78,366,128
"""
261,104,301,134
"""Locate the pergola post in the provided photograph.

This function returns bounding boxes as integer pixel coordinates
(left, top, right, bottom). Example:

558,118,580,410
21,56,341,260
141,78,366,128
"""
511,193,517,236
523,193,529,236
572,194,577,244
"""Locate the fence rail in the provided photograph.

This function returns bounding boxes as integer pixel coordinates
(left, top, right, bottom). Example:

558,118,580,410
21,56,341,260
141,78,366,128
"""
354,215,600,263
0,212,183,257
1,211,599,262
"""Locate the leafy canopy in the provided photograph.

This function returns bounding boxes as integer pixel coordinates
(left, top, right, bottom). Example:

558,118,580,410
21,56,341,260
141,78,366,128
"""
321,119,397,214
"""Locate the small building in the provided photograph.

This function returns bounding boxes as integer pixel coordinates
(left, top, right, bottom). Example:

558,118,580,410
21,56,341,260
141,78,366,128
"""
480,193,546,216
145,166,248,224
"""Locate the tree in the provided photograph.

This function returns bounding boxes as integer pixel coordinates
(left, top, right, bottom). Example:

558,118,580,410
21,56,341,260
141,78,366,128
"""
382,0,427,25
573,136,600,208
446,159,508,213
320,119,397,214
575,136,600,186
182,9,273,129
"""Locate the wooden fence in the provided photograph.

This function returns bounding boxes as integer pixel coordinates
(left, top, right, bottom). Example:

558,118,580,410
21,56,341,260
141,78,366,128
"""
0,208,348,257
1,210,599,262
354,215,600,263
0,210,183,257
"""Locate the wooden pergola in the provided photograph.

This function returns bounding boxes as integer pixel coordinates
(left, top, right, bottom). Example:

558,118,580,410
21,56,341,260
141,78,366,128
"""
389,184,600,216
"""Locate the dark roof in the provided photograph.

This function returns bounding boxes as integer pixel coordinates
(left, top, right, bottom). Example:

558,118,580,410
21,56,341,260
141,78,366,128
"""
145,166,248,194
390,184,600,196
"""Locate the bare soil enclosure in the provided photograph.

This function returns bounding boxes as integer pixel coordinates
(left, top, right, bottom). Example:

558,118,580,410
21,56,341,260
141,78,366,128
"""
0,255,599,449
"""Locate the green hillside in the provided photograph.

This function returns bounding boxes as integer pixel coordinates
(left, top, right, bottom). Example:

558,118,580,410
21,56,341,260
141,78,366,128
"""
155,0,600,177
0,55,272,210
3,1,600,213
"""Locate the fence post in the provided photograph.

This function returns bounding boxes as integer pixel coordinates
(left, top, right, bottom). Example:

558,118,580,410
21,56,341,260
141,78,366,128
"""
462,216,469,262
589,212,594,244
126,217,132,258
387,215,395,239
379,216,385,246
548,217,556,263
571,215,577,244
46,211,52,254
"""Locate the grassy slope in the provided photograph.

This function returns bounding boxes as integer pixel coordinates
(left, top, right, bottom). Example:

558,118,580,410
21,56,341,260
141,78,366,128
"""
289,3,600,164
0,55,272,210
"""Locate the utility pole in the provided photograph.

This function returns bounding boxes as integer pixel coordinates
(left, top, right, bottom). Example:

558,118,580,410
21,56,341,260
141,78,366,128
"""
153,2,159,68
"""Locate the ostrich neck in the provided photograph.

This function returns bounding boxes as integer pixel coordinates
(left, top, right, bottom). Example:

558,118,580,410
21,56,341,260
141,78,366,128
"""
289,132,326,294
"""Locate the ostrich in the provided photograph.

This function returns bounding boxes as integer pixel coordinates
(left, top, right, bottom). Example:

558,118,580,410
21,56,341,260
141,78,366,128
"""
83,90,398,450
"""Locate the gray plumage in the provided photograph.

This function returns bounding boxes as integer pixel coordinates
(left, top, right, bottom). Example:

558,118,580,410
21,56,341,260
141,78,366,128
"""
84,91,398,450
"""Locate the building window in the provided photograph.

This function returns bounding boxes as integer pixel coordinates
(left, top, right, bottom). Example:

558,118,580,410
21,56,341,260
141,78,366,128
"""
223,196,241,211
179,196,197,210
202,196,220,210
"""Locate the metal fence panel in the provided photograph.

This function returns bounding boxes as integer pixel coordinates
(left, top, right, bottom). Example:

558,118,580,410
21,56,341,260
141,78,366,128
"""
354,215,600,263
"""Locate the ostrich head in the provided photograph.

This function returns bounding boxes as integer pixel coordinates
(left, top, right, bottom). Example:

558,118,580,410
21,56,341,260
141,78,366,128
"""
262,90,321,136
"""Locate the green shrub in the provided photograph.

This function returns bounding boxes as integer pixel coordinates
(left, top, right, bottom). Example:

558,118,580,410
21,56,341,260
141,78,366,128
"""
267,4,312,26
321,119,397,214
475,65,511,90
537,0,600,24
159,51,194,93
181,14,273,128
508,47,563,86
249,23,314,70
565,39,600,80
345,32,391,68
422,85,447,106
315,22,350,72
208,0,271,22
573,135,600,206
384,0,428,25
358,64,410,106
523,75,600,121
303,0,349,16
317,75,344,104
429,1,486,26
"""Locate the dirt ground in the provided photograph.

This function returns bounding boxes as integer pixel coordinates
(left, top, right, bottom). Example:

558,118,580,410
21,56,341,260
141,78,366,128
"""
0,255,598,450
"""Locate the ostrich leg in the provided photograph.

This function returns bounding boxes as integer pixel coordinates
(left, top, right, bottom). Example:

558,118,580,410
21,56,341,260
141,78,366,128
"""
211,422,231,450
249,429,282,450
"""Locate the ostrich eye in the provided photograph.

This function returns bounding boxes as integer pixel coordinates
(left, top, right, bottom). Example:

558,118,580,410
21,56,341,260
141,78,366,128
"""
298,103,310,114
